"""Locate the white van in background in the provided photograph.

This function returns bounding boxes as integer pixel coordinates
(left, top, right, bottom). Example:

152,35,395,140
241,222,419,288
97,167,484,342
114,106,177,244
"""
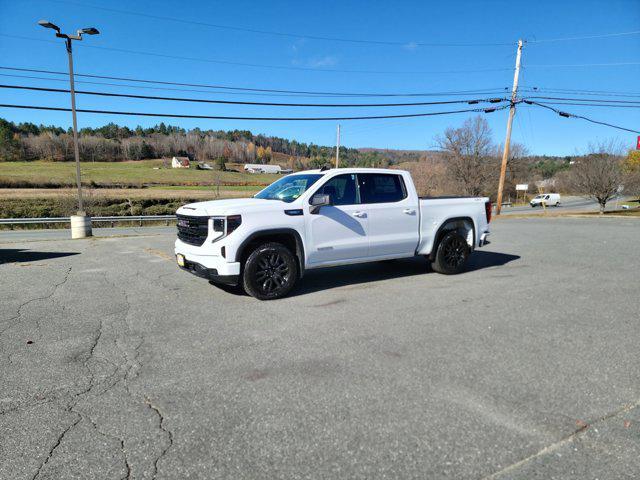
531,193,561,207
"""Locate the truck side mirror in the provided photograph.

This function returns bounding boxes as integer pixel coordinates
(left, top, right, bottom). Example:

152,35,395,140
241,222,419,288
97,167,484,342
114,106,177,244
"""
310,193,332,214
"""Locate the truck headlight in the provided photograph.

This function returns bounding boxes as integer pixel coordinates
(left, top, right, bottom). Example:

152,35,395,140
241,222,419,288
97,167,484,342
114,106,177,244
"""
226,215,242,234
212,217,225,232
211,215,242,240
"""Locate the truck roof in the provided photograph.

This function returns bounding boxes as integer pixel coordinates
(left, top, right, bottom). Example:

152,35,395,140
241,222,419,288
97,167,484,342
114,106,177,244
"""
292,167,408,176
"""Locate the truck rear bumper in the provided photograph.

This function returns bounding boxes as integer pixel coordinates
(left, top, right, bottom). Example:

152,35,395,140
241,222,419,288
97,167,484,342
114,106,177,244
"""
479,231,490,247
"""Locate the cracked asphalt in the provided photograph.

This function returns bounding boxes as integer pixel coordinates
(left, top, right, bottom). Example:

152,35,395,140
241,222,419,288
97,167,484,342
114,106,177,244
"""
1,216,639,479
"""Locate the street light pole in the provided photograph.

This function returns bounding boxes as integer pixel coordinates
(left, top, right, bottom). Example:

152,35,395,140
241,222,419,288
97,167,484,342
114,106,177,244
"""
65,37,84,213
38,20,99,237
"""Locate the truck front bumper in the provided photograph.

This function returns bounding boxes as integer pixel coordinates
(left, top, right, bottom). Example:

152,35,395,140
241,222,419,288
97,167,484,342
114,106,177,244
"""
175,239,241,286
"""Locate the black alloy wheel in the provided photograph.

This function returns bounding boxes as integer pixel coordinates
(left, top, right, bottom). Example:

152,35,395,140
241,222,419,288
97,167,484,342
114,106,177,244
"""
255,252,290,293
442,234,467,269
243,242,298,300
431,231,470,275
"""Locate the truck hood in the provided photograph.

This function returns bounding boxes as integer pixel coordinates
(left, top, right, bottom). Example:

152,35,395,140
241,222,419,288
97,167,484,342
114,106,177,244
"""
176,197,286,216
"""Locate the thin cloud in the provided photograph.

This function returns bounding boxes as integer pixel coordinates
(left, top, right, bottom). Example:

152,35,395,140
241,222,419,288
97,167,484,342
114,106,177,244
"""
290,55,339,68
307,55,338,67
290,38,307,53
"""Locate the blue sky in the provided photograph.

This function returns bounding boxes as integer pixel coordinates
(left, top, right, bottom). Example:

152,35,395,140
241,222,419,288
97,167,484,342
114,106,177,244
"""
0,0,639,155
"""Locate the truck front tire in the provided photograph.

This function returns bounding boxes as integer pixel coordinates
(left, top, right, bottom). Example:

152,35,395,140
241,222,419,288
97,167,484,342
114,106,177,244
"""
431,231,470,275
242,242,298,300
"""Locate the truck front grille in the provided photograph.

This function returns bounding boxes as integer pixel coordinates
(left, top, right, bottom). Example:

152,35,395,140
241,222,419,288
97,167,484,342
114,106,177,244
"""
176,214,209,246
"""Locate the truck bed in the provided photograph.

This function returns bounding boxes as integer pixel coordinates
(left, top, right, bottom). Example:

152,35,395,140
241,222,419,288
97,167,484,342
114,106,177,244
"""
417,196,490,255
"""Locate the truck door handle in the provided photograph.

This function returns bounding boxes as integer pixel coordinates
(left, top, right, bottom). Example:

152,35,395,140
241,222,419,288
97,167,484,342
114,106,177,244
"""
403,209,416,215
353,211,366,218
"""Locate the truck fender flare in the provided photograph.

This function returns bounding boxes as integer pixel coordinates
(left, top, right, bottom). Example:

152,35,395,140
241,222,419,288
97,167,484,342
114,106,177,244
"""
428,217,476,261
235,228,306,277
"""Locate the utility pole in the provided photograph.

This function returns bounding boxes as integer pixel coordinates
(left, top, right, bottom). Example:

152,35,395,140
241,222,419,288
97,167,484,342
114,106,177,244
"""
495,39,523,216
335,124,341,168
38,20,99,237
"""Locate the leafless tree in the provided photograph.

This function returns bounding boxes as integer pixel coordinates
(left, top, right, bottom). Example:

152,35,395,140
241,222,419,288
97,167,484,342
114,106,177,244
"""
435,116,495,196
398,158,451,196
568,140,624,213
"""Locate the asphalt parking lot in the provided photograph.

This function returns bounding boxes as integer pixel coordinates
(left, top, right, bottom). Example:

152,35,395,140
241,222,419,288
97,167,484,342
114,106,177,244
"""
1,217,639,479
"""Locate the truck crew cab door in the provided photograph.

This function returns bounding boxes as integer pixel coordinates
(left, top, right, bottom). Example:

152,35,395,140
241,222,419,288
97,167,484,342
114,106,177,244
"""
357,173,419,258
305,173,369,265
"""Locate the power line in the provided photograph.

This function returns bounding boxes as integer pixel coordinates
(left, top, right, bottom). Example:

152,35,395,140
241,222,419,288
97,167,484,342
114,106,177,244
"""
45,0,515,47
525,62,640,68
521,86,640,98
0,103,508,121
0,84,506,108
528,30,640,44
528,101,640,109
0,72,337,98
0,72,508,100
524,95,640,104
0,66,511,98
0,34,513,75
524,100,640,134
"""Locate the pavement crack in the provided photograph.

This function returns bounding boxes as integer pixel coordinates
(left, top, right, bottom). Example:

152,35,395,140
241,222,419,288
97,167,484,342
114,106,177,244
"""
120,439,132,480
0,266,72,338
31,412,81,480
481,398,640,479
72,405,132,480
144,396,174,480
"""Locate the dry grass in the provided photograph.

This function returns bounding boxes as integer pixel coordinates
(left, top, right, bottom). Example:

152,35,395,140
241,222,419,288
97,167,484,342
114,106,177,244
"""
0,160,275,188
0,187,259,200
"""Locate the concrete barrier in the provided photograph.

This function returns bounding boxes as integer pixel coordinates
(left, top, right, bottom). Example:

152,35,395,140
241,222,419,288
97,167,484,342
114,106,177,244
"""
70,215,92,239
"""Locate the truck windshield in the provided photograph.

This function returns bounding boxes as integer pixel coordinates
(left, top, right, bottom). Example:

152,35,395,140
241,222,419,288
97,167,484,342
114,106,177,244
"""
254,174,324,203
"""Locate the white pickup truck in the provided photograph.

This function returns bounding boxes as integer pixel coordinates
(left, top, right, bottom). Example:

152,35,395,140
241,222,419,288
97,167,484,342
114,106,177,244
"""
175,168,491,300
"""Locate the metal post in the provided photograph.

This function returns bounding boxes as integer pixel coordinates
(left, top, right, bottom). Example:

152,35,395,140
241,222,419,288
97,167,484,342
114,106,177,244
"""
495,39,523,216
66,38,85,214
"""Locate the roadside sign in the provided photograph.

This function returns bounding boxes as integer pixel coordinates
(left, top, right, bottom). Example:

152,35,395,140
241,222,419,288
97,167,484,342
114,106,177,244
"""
637,135,640,150
515,184,529,191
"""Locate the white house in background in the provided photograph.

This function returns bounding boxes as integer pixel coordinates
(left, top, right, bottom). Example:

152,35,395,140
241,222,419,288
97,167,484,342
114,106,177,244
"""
171,156,190,168
244,163,283,174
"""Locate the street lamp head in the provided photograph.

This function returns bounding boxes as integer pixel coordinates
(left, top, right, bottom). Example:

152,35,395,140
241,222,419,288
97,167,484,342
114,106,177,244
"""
80,27,99,35
38,20,60,32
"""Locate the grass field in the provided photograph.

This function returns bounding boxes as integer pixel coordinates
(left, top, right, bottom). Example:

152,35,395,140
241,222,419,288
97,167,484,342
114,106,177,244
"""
147,184,263,191
0,187,261,200
0,160,276,187
0,160,271,219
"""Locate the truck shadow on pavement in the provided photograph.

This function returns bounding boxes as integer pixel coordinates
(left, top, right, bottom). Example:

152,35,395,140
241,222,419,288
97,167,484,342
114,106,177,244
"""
215,250,520,297
0,248,79,265
291,251,521,296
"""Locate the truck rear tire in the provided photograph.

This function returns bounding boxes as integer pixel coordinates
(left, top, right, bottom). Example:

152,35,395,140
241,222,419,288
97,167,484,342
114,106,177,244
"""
242,242,298,300
431,231,470,275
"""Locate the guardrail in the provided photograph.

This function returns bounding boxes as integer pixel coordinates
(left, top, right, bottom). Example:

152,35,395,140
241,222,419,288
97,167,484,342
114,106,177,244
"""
0,215,176,228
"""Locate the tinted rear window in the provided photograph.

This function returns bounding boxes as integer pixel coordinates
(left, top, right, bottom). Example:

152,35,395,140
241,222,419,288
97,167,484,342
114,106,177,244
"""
357,173,407,204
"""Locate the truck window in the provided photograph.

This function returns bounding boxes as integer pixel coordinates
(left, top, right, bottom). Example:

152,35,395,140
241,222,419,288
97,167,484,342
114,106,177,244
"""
254,174,323,202
357,173,407,204
314,174,358,206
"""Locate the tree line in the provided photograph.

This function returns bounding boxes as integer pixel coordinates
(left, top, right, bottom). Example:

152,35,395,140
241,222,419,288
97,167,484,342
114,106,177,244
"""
0,118,394,167
1,116,637,209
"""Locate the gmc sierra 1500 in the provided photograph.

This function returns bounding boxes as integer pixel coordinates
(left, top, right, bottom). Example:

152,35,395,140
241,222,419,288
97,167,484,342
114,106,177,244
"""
175,168,491,300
